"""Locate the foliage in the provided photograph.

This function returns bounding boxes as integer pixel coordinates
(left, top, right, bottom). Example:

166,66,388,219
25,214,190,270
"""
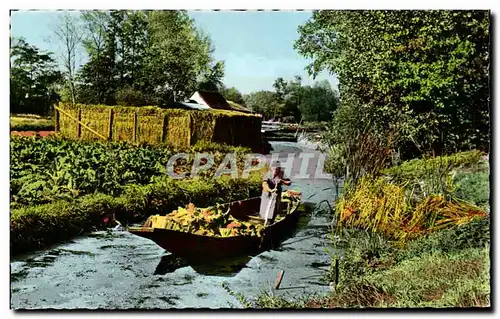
382,150,485,184
399,217,490,258
115,85,148,106
10,136,255,208
10,115,54,131
248,219,490,309
298,80,339,122
11,172,262,255
198,61,225,92
220,86,245,105
327,246,490,308
243,90,282,119
297,10,490,159
76,10,223,106
10,38,62,115
146,10,221,103
453,169,490,212
324,124,394,183
51,12,85,105
273,76,302,121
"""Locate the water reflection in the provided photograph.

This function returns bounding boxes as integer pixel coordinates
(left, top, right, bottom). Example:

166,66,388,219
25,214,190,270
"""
154,254,252,277
153,205,315,277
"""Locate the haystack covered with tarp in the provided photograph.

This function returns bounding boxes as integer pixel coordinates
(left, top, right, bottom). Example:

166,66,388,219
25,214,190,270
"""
55,103,262,150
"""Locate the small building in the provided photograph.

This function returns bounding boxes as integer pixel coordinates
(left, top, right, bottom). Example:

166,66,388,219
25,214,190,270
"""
187,91,253,114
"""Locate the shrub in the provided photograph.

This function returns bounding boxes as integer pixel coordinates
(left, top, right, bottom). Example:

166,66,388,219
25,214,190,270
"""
383,150,486,183
453,170,490,211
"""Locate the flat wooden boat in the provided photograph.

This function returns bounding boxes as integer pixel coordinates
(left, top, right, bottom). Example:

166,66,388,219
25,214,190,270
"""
128,191,302,261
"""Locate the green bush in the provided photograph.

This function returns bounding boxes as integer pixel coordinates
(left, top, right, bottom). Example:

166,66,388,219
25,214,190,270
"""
115,85,149,106
382,150,485,183
10,136,254,207
453,170,490,211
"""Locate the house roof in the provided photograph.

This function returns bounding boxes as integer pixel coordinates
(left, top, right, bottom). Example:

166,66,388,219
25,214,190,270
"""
168,101,211,111
227,100,252,114
196,91,232,110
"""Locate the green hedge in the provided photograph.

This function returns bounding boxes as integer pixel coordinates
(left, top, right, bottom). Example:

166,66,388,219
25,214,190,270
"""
10,173,262,255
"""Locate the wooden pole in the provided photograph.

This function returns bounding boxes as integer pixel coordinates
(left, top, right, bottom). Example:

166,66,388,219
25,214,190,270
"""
133,112,138,142
108,109,114,140
77,109,82,139
54,108,60,132
187,114,192,147
274,270,285,290
162,114,167,143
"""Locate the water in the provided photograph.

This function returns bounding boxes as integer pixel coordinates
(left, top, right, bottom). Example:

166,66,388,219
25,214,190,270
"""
10,142,338,309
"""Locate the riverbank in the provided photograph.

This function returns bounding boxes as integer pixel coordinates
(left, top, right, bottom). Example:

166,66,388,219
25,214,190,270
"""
225,150,490,308
11,174,262,255
10,136,262,255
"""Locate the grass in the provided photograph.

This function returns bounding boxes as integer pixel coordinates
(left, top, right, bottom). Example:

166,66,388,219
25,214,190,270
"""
226,150,490,309
236,219,490,309
309,247,490,308
10,114,54,131
453,168,490,212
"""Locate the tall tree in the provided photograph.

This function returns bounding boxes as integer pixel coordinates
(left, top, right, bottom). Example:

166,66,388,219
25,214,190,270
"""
78,11,116,104
52,12,84,105
299,80,339,122
10,38,62,115
199,61,225,92
296,10,490,158
220,86,245,104
273,76,302,121
244,91,281,119
147,10,216,104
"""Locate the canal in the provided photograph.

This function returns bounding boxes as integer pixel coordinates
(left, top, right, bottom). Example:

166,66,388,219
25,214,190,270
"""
10,141,338,309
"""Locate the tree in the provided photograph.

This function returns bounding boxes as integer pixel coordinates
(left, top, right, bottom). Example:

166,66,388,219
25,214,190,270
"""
296,10,490,158
52,12,85,105
10,38,62,115
146,10,217,104
78,11,117,104
220,86,245,104
199,61,225,92
244,91,281,119
273,76,302,121
299,80,339,122
76,10,220,106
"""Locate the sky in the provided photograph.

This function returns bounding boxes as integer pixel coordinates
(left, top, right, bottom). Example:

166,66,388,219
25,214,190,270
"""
10,10,339,94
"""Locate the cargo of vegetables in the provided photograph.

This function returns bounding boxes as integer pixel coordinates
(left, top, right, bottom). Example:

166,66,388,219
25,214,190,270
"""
55,103,262,151
144,203,265,237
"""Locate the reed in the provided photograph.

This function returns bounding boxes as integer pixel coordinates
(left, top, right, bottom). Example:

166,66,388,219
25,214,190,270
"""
336,175,487,243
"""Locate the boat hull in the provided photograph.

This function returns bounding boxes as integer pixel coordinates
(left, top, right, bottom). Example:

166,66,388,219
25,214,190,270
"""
128,196,302,261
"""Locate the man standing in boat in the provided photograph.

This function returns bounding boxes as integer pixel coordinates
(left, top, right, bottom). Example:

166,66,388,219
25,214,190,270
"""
259,162,291,225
